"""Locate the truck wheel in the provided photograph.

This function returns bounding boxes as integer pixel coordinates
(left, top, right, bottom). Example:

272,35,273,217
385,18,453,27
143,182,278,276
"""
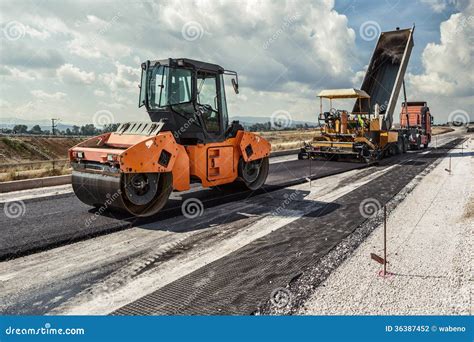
298,152,308,160
396,137,403,155
402,137,408,153
388,143,397,156
416,136,421,150
360,145,372,162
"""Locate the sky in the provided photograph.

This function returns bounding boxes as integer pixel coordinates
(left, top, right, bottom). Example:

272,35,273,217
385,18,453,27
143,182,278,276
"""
0,0,472,127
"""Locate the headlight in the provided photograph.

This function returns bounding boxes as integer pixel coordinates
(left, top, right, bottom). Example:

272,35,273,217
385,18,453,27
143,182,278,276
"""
76,151,84,158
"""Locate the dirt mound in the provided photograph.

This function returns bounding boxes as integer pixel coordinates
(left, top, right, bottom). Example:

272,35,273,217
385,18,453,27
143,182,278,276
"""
0,136,83,164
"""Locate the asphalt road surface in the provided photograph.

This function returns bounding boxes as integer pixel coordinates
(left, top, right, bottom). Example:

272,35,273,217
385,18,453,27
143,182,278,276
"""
0,128,469,315
0,154,362,259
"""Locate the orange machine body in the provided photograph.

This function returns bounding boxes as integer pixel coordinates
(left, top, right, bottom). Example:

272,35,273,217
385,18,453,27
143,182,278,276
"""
69,129,271,192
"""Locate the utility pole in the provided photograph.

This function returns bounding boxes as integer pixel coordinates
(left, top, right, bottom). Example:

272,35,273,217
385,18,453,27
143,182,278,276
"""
51,118,60,135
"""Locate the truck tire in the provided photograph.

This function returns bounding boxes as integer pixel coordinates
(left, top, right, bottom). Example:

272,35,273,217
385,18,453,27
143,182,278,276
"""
402,136,408,153
298,151,308,160
416,136,421,150
396,137,403,155
422,139,429,149
388,143,398,156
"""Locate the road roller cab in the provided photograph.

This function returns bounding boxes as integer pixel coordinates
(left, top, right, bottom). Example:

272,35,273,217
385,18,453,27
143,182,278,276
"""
69,58,271,217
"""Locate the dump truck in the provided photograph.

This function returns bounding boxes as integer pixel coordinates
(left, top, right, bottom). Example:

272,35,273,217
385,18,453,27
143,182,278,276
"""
400,101,433,149
69,58,271,217
299,26,426,162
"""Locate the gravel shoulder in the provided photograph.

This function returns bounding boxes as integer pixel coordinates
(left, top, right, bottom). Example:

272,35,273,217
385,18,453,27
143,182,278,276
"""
299,137,473,315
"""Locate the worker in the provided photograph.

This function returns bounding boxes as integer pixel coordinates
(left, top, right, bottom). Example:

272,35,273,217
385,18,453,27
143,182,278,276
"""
357,114,364,129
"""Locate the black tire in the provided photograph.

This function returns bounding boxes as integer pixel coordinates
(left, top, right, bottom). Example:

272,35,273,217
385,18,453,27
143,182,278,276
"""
238,157,269,191
298,152,308,160
402,137,408,153
360,145,372,162
120,172,173,217
416,136,421,150
396,138,403,155
387,143,397,157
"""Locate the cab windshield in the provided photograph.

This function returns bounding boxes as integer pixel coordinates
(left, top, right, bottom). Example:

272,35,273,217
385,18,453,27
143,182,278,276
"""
140,65,193,110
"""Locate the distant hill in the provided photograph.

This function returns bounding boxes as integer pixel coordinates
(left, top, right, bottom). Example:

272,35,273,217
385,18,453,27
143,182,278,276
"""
0,118,75,131
1,116,318,132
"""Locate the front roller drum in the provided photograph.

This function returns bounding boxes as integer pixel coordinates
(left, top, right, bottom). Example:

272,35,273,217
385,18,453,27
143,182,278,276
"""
72,171,173,217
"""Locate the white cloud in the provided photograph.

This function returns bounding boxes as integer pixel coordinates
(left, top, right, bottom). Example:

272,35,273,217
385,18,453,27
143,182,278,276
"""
67,12,130,59
139,0,356,91
94,89,106,97
0,99,11,109
1,66,43,81
351,66,367,88
99,62,140,92
421,0,448,13
3,0,470,125
57,64,95,85
99,101,125,109
31,89,67,100
67,37,102,59
407,4,473,121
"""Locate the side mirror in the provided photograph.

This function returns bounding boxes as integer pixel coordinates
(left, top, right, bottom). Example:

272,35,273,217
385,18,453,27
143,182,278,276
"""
430,117,434,124
231,78,239,94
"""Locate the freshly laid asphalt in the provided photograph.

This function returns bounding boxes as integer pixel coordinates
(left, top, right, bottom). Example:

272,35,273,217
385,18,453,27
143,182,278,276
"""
112,138,465,315
0,130,467,316
0,156,362,260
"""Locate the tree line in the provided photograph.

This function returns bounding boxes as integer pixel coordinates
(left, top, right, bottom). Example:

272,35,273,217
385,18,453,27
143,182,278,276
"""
1,123,120,136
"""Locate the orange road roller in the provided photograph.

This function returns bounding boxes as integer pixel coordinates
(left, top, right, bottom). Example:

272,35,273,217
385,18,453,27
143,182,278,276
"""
69,58,271,217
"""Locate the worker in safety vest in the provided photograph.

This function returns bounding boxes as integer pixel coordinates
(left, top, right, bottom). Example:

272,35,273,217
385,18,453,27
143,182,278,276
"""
357,114,364,128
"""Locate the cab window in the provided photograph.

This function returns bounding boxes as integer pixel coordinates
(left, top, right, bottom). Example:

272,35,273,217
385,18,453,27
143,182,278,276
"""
197,73,220,133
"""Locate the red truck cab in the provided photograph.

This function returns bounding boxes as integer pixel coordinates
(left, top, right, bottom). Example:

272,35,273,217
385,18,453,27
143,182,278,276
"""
400,101,433,149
